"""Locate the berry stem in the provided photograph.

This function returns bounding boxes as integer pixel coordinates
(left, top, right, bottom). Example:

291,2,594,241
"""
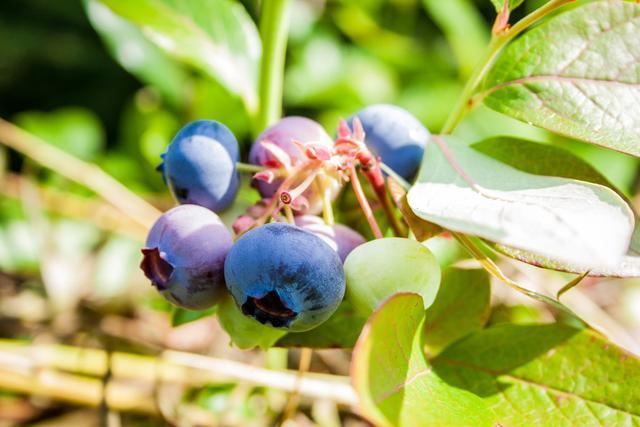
236,162,266,173
349,165,383,239
255,0,292,135
283,204,295,224
364,169,405,237
440,0,575,134
317,175,335,226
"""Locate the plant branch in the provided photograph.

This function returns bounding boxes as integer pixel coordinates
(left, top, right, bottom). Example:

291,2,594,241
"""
440,0,575,134
0,118,161,230
0,341,357,407
255,0,292,135
349,166,383,239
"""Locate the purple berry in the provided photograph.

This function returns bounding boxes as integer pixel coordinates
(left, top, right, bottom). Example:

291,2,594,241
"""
224,223,345,331
159,120,240,212
349,104,429,180
140,205,233,310
294,215,366,262
249,117,338,213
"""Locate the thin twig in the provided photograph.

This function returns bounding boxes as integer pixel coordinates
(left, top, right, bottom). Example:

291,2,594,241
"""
283,347,313,421
349,166,383,239
0,342,357,407
0,118,161,229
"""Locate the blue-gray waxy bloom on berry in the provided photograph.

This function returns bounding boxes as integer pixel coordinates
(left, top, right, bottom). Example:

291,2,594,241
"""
140,204,233,310
159,120,240,212
224,222,345,331
349,104,429,180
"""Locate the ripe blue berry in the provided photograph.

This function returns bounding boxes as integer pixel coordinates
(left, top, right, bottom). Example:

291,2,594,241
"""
295,215,365,262
159,120,240,212
140,205,233,310
224,223,345,331
349,104,429,180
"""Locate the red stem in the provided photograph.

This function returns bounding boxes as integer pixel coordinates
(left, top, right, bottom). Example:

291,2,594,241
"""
349,165,383,239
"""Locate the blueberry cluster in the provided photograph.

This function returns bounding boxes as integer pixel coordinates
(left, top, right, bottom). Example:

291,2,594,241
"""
140,104,428,331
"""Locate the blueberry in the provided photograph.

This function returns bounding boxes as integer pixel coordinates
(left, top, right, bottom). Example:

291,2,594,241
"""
140,204,233,310
249,117,339,213
294,215,365,262
159,120,240,212
349,104,429,180
224,222,345,331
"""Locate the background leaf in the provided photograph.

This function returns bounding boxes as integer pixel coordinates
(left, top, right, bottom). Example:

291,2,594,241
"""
171,306,216,327
482,1,640,155
423,267,491,356
344,238,441,316
352,293,495,427
433,324,640,426
407,136,635,271
99,0,260,112
85,0,188,106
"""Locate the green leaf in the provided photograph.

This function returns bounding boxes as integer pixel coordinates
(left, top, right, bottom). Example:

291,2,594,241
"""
354,294,640,426
352,293,495,427
407,136,635,271
14,107,104,161
432,324,640,426
482,1,640,156
489,0,524,13
473,137,640,276
99,0,260,112
85,0,188,106
344,238,441,317
217,294,285,350
472,137,617,191
171,306,217,327
423,268,491,356
276,301,366,349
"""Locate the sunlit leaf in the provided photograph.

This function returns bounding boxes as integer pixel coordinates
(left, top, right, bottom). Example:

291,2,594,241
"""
474,137,640,276
352,293,495,427
433,324,640,425
99,0,260,112
407,136,635,271
85,0,189,106
482,1,640,155
353,293,640,426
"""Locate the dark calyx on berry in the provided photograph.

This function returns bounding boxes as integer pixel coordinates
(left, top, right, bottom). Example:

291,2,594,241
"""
241,290,297,328
140,247,174,291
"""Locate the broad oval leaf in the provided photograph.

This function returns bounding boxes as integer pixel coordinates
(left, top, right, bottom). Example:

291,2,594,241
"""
433,324,640,426
474,137,640,276
344,238,441,317
85,0,189,106
352,293,495,427
407,136,634,271
423,267,491,356
99,0,260,112
482,1,640,156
